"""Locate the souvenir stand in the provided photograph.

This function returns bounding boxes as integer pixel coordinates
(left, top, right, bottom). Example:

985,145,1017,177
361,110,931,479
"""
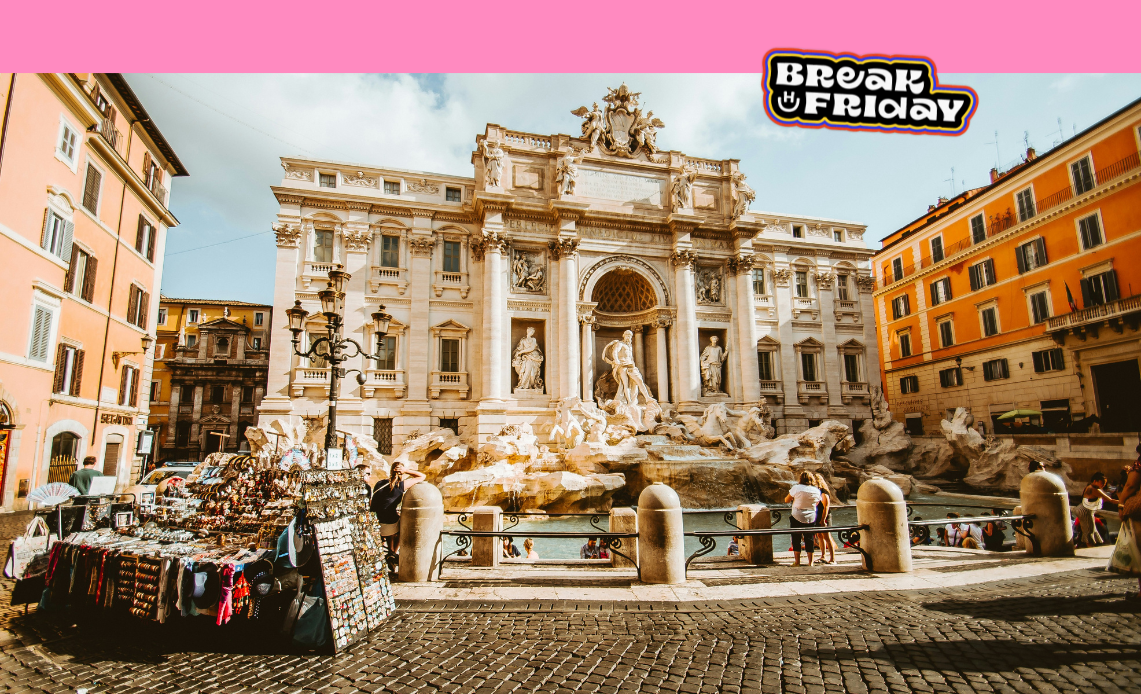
11,450,396,652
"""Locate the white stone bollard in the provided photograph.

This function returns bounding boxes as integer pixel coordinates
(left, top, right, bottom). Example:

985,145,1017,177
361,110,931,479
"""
637,483,685,584
1019,471,1074,557
737,504,773,564
609,507,638,568
855,478,913,573
397,482,444,582
470,506,501,567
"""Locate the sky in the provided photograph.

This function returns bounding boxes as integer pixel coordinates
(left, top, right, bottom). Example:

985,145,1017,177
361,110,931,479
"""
127,73,1141,305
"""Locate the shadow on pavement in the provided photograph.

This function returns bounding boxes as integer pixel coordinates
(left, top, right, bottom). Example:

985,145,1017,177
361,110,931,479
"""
921,589,1141,622
806,639,1141,672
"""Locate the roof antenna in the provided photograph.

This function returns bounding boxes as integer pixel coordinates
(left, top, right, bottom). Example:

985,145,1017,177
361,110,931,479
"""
1054,117,1064,147
945,166,957,196
985,130,1000,169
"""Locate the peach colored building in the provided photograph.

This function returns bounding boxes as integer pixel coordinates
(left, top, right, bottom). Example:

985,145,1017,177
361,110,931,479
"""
0,74,186,510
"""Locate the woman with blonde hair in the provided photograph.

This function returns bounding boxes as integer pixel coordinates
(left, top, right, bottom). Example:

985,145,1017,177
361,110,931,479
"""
523,538,539,560
812,472,837,564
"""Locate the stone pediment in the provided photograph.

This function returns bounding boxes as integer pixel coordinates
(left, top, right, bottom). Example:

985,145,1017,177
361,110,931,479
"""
198,317,250,333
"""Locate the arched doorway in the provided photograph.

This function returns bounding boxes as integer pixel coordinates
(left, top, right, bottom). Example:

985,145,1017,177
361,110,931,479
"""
588,268,670,402
48,432,80,483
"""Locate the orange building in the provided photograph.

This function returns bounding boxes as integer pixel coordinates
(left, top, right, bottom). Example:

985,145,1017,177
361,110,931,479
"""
0,74,186,509
873,95,1141,437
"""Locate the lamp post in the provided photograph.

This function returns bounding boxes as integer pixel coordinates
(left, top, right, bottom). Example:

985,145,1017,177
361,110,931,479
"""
285,265,392,468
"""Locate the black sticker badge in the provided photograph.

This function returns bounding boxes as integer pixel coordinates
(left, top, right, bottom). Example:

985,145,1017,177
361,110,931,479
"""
764,50,977,135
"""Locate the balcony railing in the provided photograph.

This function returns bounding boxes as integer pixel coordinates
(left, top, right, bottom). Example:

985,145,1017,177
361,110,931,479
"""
1046,294,1141,332
841,381,868,403
98,118,120,150
430,371,469,399
797,380,826,403
432,269,470,298
369,265,408,294
290,367,330,397
758,380,781,393
364,369,406,398
145,174,167,205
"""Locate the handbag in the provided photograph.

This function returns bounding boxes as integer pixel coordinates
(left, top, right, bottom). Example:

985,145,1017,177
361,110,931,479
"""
3,516,54,579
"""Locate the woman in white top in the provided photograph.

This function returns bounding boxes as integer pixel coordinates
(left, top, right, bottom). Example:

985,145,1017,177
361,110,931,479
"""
784,471,822,566
1077,472,1115,546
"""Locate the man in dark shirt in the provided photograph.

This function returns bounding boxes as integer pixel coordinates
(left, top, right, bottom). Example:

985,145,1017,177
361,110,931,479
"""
69,456,102,495
370,462,425,553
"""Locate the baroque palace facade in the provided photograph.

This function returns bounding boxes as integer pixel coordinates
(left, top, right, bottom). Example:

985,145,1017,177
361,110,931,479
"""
260,86,880,448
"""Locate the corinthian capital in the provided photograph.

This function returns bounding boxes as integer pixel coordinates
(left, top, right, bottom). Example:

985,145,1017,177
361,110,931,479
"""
669,249,697,268
274,223,301,248
409,237,434,257
548,237,579,260
727,253,756,275
470,230,508,261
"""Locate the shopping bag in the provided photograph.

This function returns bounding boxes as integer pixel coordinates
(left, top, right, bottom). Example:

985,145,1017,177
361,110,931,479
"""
3,516,54,579
1109,518,1141,576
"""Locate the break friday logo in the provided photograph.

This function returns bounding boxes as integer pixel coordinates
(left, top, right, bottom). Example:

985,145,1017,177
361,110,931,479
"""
764,50,977,135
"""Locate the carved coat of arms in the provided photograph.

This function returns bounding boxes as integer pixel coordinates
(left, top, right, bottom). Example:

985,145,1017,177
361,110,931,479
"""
572,84,665,158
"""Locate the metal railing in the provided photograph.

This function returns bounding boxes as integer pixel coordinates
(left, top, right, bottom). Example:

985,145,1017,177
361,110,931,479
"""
98,118,120,150
684,524,872,575
437,529,639,580
47,455,77,484
907,513,1037,553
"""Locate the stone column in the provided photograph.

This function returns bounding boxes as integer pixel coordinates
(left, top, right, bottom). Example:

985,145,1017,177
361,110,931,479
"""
855,478,912,573
633,326,645,375
228,386,241,448
671,251,701,407
189,385,203,444
580,316,595,402
406,234,434,402
1019,471,1074,557
397,483,444,582
609,507,638,569
732,255,760,404
554,239,581,400
773,263,803,429
637,483,685,584
471,506,501,567
653,319,670,403
484,239,509,401
261,223,304,418
340,218,372,406
166,385,180,445
737,504,772,564
817,271,844,409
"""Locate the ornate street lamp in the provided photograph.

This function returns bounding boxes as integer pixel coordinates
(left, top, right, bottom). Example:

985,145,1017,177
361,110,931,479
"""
287,266,393,468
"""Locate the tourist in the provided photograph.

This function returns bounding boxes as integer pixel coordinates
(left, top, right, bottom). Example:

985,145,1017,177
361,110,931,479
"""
936,526,947,545
980,512,1007,552
523,538,539,560
69,456,103,495
580,537,601,559
812,473,837,565
1027,460,1043,473
1077,472,1115,547
727,536,740,556
944,513,966,547
502,536,522,559
369,462,426,554
962,537,981,550
784,471,821,567
1110,445,1141,597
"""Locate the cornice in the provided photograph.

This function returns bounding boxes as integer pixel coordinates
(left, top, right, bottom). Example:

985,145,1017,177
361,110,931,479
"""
41,74,102,128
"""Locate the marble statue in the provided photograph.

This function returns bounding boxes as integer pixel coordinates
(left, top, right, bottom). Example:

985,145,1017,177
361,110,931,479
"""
512,327,544,391
700,335,727,396
511,250,545,293
600,329,660,432
730,171,755,220
676,403,738,450
631,109,664,154
732,402,775,446
672,166,697,210
480,139,505,188
571,103,605,151
696,268,722,304
556,150,581,195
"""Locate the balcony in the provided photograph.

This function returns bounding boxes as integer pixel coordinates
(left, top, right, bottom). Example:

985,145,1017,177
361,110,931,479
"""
791,296,818,320
98,117,120,150
841,381,869,404
145,172,167,206
368,265,408,294
1046,294,1141,341
432,269,470,298
363,369,406,399
430,371,469,399
302,261,340,289
797,380,826,404
290,366,330,397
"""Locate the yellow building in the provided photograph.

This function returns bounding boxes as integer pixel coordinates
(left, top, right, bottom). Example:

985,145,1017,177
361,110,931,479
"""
149,297,272,462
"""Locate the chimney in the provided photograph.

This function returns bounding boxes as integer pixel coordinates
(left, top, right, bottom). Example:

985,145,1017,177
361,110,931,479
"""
1026,147,1036,161
937,197,948,206
927,204,936,213
990,167,1000,183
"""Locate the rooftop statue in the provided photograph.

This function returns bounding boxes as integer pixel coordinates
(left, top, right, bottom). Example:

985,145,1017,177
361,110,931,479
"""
572,84,665,158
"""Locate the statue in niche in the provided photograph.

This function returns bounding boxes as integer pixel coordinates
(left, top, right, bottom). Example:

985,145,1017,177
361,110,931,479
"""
700,335,728,396
672,166,697,210
511,250,546,293
512,327,544,392
480,139,505,188
600,329,661,432
696,268,722,304
556,149,582,195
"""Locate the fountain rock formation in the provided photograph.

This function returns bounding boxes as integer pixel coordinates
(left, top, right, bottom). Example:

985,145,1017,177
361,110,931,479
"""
940,407,1077,493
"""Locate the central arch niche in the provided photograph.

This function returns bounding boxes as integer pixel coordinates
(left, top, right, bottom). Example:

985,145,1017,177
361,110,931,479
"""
591,268,657,313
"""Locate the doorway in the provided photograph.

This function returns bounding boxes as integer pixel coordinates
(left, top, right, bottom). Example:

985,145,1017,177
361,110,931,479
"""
103,434,123,480
1092,360,1141,433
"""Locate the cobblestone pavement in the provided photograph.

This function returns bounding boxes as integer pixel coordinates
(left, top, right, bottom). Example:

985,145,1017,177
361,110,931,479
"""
3,513,1141,693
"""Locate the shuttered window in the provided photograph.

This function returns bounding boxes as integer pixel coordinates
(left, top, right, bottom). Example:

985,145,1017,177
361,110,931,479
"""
981,306,999,336
82,164,102,214
52,345,84,395
891,294,910,320
970,214,986,243
929,278,952,305
982,358,1009,381
968,259,996,291
939,367,963,388
899,332,912,358
891,257,904,281
136,216,156,262
28,306,53,362
41,210,73,259
1078,214,1103,250
1016,238,1048,273
1081,270,1119,307
1032,348,1064,373
119,366,139,407
938,320,954,348
930,236,944,263
126,286,150,329
1016,188,1036,221
1071,156,1095,195
899,375,919,394
1029,291,1050,323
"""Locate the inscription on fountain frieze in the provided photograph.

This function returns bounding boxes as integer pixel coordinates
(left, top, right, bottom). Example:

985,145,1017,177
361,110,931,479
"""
578,169,664,206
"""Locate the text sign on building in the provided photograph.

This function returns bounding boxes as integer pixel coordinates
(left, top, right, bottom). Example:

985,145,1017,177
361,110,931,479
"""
100,413,134,425
764,50,977,136
578,169,664,206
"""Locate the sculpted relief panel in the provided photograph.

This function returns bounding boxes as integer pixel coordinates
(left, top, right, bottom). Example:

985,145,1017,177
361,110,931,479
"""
695,266,724,305
511,249,547,294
